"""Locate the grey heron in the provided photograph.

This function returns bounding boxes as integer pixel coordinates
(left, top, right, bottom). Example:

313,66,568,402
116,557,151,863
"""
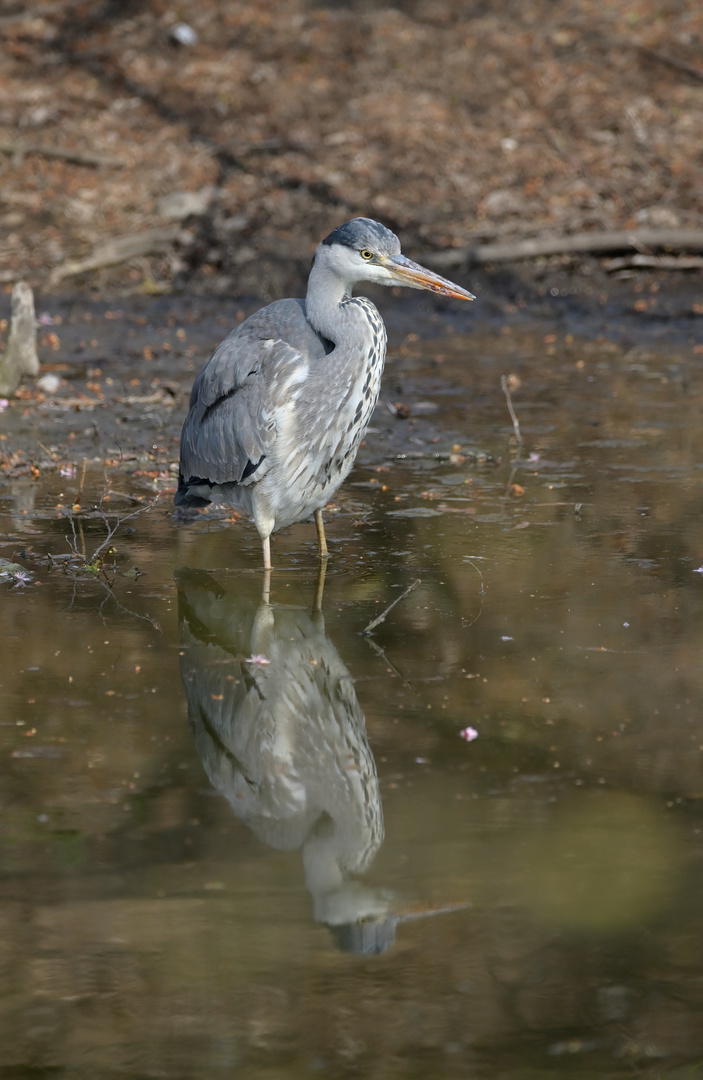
175,218,475,568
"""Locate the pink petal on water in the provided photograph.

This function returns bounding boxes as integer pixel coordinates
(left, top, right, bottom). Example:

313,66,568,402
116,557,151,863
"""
460,726,479,742
245,654,271,665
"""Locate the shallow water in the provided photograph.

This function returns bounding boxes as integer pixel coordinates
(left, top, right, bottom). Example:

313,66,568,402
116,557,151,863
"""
1,316,703,1078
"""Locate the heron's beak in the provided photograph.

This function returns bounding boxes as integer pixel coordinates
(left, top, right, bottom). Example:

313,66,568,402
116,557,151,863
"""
384,253,475,301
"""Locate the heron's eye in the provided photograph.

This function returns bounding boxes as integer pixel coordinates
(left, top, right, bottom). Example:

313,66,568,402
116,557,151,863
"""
360,249,374,261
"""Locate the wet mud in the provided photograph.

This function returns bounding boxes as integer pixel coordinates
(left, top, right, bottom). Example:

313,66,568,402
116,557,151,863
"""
1,272,701,474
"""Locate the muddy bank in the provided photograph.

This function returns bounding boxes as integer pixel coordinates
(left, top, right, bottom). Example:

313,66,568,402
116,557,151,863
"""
1,0,703,300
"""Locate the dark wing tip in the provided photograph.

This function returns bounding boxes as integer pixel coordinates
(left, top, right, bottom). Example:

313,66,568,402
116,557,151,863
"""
240,453,266,480
174,475,212,508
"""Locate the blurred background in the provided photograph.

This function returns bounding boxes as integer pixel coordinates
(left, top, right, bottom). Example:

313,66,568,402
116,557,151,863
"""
1,0,702,297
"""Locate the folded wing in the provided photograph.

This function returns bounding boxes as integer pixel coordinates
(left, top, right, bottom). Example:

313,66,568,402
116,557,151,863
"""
177,299,329,499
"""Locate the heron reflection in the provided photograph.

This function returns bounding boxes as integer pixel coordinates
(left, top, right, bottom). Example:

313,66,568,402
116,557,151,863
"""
176,566,404,953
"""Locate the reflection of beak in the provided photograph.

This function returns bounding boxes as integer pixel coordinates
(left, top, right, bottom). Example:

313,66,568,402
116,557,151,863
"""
390,899,472,923
384,253,475,301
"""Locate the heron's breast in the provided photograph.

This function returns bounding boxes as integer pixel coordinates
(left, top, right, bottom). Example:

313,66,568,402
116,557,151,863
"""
258,311,387,529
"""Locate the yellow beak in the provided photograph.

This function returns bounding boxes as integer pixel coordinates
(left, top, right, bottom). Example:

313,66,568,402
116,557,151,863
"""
383,253,475,301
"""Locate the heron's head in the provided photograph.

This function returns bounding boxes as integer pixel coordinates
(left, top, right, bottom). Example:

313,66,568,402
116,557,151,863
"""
316,217,475,301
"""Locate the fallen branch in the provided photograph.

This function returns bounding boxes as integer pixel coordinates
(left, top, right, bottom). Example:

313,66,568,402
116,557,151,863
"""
362,579,421,636
0,139,125,169
219,137,287,156
47,225,183,287
426,228,703,267
634,45,703,85
604,253,703,272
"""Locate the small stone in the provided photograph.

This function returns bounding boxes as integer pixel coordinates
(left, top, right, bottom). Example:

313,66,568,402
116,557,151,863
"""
169,23,198,46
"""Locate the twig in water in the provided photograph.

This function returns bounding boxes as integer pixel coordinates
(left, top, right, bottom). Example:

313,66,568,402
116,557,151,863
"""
362,578,421,636
89,497,160,568
62,494,160,575
501,374,523,451
461,556,486,629
66,513,86,562
75,457,87,507
97,579,161,632
364,635,413,688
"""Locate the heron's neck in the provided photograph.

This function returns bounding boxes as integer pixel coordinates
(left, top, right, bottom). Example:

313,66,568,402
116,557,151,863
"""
305,260,357,344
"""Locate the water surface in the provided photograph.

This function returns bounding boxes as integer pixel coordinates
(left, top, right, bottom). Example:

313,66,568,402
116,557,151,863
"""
1,317,703,1078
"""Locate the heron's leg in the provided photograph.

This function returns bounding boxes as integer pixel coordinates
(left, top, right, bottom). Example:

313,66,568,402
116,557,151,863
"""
312,559,327,613
262,535,272,571
314,508,329,560
262,568,272,606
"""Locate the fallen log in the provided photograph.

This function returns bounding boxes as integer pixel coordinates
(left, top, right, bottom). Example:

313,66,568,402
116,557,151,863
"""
426,228,703,268
47,225,184,287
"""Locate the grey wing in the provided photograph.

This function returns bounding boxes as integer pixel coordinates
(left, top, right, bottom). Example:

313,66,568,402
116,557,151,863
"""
178,301,320,490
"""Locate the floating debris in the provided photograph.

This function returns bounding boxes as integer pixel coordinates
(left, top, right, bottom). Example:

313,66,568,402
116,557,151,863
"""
36,373,61,394
0,560,34,587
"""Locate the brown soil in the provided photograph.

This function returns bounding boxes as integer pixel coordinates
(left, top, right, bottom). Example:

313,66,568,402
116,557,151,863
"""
1,0,703,301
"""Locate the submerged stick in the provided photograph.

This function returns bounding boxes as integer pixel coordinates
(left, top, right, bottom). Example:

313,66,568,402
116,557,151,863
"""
75,457,87,508
501,374,523,451
362,578,421,636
